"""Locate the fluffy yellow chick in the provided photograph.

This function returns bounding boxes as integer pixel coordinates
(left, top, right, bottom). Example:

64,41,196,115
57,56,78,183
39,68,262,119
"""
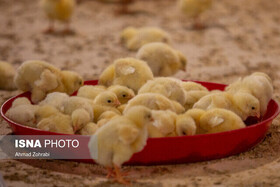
199,108,246,134
226,72,273,117
152,110,177,137
178,0,212,29
14,60,83,103
107,85,135,104
124,93,185,114
184,90,209,110
11,97,31,108
138,77,186,105
121,26,171,51
93,91,121,107
193,92,260,120
39,92,69,111
97,111,120,127
136,43,187,76
37,113,74,134
35,104,60,123
77,85,106,100
40,0,76,33
63,96,94,132
88,106,153,184
6,104,39,127
77,122,98,135
176,113,197,136
99,58,154,93
91,104,122,122
181,81,208,92
0,61,16,90
185,108,206,134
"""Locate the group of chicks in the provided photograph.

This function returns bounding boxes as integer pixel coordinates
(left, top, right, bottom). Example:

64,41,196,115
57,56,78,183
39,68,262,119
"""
39,0,213,34
2,56,273,184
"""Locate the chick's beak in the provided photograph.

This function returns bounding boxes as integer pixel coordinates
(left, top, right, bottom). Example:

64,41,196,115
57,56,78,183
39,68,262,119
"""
114,100,121,107
150,117,154,122
253,112,261,118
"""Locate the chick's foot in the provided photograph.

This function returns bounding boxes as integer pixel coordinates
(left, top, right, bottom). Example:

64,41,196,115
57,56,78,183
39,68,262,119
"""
113,164,131,185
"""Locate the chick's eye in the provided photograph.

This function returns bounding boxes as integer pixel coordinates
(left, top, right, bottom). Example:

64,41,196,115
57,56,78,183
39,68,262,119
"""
252,107,255,110
79,81,82,85
122,94,127,98
107,100,112,103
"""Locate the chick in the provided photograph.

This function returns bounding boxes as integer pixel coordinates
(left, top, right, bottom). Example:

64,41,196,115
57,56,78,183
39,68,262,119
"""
136,43,187,76
37,113,74,134
93,91,121,107
99,58,154,93
39,92,69,111
181,81,208,92
63,96,94,132
6,104,39,127
185,108,206,134
88,106,153,184
77,122,98,135
0,61,16,90
199,108,246,134
11,97,31,108
97,111,120,127
226,72,273,117
121,27,171,51
178,0,212,29
99,64,115,87
138,77,186,105
91,104,122,122
77,85,106,100
152,110,177,137
35,104,60,123
176,113,197,136
14,60,83,103
184,90,209,110
107,85,135,104
193,92,260,120
124,93,185,114
40,0,76,33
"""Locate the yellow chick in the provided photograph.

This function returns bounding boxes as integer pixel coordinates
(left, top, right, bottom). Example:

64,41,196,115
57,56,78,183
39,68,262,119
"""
14,60,83,103
77,122,98,135
175,113,197,136
6,104,39,127
97,111,120,127
181,81,208,92
98,64,115,87
63,96,94,132
136,42,187,76
39,92,69,111
99,58,154,93
107,85,135,104
93,91,121,107
184,90,209,110
124,93,185,114
0,61,16,90
11,97,31,108
77,85,106,100
151,110,177,137
138,77,186,105
178,0,212,29
199,108,246,134
91,104,122,122
37,113,74,134
121,26,171,51
185,108,206,134
40,0,76,33
88,106,153,184
193,92,260,121
35,104,60,123
226,72,273,117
